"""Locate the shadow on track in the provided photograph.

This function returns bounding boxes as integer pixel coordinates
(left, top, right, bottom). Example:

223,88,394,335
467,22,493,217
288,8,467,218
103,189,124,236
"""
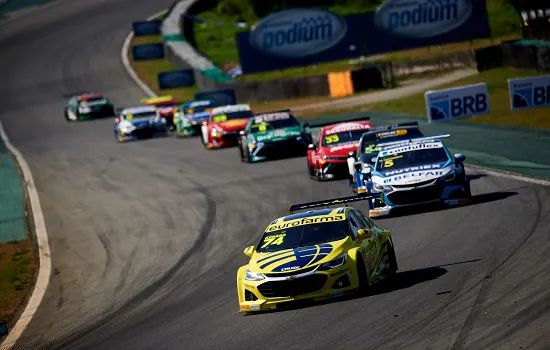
243,265,455,316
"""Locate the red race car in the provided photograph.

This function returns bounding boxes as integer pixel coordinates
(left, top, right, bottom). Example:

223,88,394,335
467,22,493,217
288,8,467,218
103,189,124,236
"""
200,104,254,149
306,118,373,181
141,95,177,130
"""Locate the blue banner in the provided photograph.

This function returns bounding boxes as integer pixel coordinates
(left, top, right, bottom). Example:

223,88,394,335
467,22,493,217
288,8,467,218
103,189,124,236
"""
508,75,550,111
132,20,162,36
365,0,491,55
236,10,366,74
194,89,237,107
158,69,196,90
132,43,165,60
236,1,491,74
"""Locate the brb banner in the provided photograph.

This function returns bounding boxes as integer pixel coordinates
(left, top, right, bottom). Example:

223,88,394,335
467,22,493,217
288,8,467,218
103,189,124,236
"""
236,9,366,74
425,83,490,122
508,75,550,111
236,1,490,74
194,89,237,107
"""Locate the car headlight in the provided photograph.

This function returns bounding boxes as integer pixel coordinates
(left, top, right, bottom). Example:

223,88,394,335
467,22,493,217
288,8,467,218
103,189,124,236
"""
78,106,91,113
373,182,392,192
248,143,256,149
318,254,347,271
443,171,456,182
244,269,265,281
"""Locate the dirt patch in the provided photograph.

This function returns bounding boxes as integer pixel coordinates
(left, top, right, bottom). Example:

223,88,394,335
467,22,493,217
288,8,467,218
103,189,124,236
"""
0,239,38,325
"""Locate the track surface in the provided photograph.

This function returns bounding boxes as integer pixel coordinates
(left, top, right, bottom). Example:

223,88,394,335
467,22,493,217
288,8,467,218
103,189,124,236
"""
1,1,550,349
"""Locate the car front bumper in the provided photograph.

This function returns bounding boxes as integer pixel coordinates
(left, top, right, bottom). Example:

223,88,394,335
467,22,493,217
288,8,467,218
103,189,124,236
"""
368,182,471,217
238,263,359,313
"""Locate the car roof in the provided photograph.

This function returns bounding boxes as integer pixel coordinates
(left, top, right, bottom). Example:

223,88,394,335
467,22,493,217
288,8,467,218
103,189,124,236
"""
268,207,349,227
121,106,157,114
323,121,373,135
211,104,251,115
77,93,103,100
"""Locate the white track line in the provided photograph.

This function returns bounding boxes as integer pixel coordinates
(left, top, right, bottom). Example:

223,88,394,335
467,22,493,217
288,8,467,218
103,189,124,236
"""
120,10,168,98
0,122,51,348
122,11,550,189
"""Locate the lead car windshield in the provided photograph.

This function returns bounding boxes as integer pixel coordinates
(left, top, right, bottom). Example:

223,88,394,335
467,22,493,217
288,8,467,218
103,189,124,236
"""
376,147,449,171
256,221,349,253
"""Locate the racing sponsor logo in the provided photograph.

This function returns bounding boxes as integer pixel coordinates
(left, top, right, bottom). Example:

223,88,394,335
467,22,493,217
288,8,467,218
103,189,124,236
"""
382,170,444,184
330,267,350,277
325,122,371,135
329,142,359,152
281,266,300,272
376,129,407,138
212,104,251,115
381,142,442,156
384,163,442,176
266,215,345,232
190,101,213,108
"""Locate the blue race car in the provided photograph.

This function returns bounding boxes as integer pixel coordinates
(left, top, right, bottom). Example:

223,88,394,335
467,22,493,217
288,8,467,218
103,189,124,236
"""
365,134,472,217
347,122,424,195
114,106,168,142
174,100,216,137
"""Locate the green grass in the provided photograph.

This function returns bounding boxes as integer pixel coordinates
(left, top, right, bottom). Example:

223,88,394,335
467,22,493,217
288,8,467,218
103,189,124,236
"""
0,240,37,324
191,0,521,81
370,68,550,130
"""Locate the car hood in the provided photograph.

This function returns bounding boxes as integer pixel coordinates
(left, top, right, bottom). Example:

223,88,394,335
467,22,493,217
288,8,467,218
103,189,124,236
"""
325,142,360,156
373,162,453,186
254,127,303,142
216,118,249,131
248,238,348,274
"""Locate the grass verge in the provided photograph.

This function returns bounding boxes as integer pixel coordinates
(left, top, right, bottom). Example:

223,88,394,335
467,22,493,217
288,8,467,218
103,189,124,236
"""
129,34,199,103
0,239,37,325
303,67,550,130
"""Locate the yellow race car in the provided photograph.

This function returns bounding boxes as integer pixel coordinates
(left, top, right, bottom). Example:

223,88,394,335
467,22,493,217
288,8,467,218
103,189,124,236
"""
237,194,398,313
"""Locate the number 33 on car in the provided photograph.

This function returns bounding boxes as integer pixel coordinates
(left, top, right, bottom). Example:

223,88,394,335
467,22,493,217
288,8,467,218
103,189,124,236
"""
236,194,399,313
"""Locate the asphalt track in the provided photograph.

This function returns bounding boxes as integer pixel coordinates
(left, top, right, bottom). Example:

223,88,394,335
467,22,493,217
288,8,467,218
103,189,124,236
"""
1,1,550,349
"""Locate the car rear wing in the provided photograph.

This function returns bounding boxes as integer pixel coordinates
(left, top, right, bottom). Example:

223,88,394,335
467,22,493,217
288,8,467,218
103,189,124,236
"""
302,114,371,129
376,134,450,149
140,95,174,103
370,121,419,131
288,193,381,214
62,92,92,98
254,109,291,116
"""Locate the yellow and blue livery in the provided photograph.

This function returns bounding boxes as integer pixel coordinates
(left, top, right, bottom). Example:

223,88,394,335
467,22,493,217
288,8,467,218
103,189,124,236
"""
237,194,398,313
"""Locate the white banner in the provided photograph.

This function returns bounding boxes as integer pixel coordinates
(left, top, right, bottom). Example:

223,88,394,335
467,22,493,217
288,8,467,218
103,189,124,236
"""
425,83,490,123
508,75,550,111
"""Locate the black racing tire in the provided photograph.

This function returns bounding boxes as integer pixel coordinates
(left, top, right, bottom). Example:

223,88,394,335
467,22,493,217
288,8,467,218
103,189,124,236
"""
387,241,398,276
308,164,318,180
356,255,369,294
64,109,72,122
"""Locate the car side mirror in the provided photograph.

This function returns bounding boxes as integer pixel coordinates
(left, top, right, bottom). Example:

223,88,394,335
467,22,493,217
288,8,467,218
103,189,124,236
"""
302,122,310,128
239,130,246,136
371,157,377,164
308,143,315,150
454,153,466,163
243,246,255,257
357,228,373,239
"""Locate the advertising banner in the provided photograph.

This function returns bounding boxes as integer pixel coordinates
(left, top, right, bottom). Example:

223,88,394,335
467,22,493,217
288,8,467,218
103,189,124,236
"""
194,89,237,107
425,83,490,122
132,43,165,60
365,0,491,55
235,0,491,74
132,20,162,36
508,75,550,111
236,10,366,74
158,69,195,90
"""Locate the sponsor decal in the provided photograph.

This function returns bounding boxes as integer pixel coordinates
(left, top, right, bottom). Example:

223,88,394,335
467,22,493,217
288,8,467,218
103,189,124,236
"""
254,113,290,123
374,0,473,39
425,83,490,122
329,142,359,152
281,266,300,272
266,215,345,232
384,163,443,176
380,142,442,156
249,9,348,58
326,122,371,135
376,129,407,138
383,170,444,184
508,75,550,111
212,104,251,115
